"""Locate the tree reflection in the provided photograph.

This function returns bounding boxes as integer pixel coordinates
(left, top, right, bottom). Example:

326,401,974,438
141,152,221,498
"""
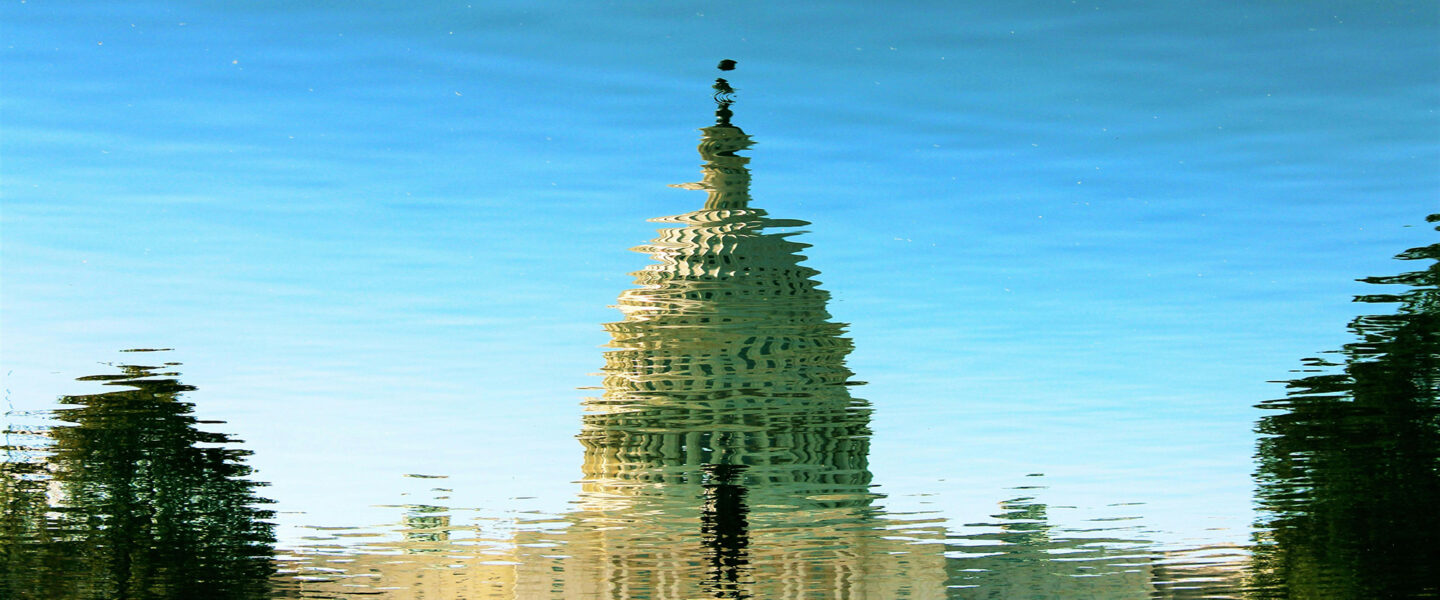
0,357,276,599
1252,214,1440,598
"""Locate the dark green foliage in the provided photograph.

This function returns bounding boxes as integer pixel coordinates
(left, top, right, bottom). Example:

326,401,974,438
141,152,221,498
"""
1252,215,1440,599
0,363,276,600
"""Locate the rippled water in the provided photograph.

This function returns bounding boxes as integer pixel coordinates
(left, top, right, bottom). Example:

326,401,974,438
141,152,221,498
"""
3,1,1438,598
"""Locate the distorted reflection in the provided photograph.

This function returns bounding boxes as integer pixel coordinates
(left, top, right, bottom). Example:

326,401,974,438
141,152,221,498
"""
273,481,520,598
271,73,1259,598
1250,214,1440,599
945,492,1155,598
505,83,953,598
0,353,276,599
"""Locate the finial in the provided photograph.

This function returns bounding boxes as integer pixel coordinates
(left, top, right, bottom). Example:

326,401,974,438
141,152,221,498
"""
713,60,736,126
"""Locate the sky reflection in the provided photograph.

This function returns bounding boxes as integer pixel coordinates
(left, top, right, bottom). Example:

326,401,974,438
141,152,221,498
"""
2,2,1437,598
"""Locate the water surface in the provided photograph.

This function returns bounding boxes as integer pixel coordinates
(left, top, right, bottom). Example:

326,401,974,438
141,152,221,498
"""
3,1,1437,598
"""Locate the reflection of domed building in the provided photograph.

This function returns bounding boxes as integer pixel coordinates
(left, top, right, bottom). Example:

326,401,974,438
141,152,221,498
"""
271,73,1205,599
505,97,953,598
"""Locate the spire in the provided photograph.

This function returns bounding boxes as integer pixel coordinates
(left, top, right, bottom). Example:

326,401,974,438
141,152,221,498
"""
667,60,753,210
714,59,737,126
